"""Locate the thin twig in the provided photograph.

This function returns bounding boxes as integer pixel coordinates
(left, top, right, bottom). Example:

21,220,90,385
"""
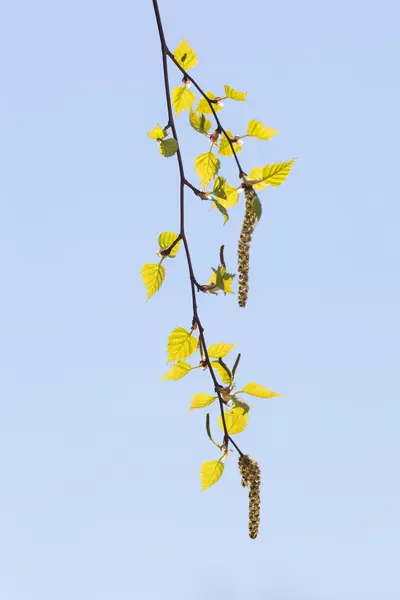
152,0,243,457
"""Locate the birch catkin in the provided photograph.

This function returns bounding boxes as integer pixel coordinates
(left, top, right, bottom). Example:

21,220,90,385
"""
238,187,258,307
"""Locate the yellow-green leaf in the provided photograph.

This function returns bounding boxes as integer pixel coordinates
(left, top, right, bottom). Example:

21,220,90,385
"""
159,138,178,157
209,268,235,295
219,131,244,156
247,167,268,191
247,120,278,140
241,382,281,398
195,151,220,188
224,85,247,101
167,327,199,363
172,86,195,115
261,159,296,187
218,406,249,434
200,460,224,490
189,110,212,135
140,263,166,299
208,343,235,359
196,92,223,115
189,392,217,411
211,361,232,385
212,177,239,208
158,232,181,258
161,360,193,381
148,123,167,140
173,39,198,70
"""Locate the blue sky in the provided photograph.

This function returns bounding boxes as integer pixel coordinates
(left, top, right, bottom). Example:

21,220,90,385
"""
1,0,399,598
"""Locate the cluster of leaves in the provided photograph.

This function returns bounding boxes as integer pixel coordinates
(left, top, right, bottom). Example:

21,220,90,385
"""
146,11,294,538
161,330,280,490
148,39,295,227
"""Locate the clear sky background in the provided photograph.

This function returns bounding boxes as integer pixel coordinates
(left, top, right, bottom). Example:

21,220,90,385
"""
1,1,399,598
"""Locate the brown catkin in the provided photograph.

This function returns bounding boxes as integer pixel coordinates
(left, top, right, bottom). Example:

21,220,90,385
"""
238,454,261,539
237,187,258,307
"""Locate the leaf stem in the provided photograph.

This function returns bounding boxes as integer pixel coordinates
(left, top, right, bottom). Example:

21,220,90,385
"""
152,0,243,458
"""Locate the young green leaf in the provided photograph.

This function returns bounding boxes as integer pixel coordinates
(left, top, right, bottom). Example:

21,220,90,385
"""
211,198,229,224
158,232,181,258
251,191,262,221
195,151,220,188
140,263,166,299
219,131,243,156
247,120,278,140
196,92,223,115
189,110,212,135
224,85,247,101
172,86,195,115
261,159,296,187
167,327,199,363
200,460,224,491
240,382,281,398
212,177,239,209
148,123,167,140
208,343,235,359
209,266,235,295
173,39,198,70
218,406,249,435
189,392,217,411
211,361,232,385
159,138,178,157
232,398,251,414
160,360,193,381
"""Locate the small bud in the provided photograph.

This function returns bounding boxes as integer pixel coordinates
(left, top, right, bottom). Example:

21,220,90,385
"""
209,129,221,145
198,191,212,200
233,136,244,147
182,75,191,88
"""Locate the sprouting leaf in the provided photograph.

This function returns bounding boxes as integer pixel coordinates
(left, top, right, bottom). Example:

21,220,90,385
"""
161,360,193,381
167,327,199,363
189,110,212,135
173,39,198,70
208,343,235,359
247,120,278,140
251,191,262,221
200,460,224,490
158,232,181,258
140,263,166,299
189,392,217,411
232,398,251,414
159,138,178,157
224,85,247,101
219,131,243,157
261,159,296,187
172,86,196,115
240,382,281,398
195,151,220,188
218,406,249,435
211,361,232,385
148,123,167,140
209,266,235,295
196,92,223,115
212,198,229,224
